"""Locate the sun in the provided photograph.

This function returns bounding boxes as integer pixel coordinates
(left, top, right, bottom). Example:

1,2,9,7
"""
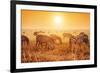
55,16,62,24
54,16,63,30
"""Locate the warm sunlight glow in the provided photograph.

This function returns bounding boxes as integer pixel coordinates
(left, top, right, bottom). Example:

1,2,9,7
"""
54,16,62,30
22,10,90,31
55,16,62,24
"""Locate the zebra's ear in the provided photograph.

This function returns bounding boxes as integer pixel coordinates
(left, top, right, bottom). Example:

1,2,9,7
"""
33,32,38,36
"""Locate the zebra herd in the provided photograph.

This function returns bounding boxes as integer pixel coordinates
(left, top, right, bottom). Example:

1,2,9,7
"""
21,31,90,62
22,31,89,51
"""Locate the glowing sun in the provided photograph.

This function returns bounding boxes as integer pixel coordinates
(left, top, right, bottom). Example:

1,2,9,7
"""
54,16,63,30
55,16,62,23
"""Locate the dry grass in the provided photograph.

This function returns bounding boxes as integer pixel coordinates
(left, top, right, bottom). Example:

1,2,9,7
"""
21,40,90,63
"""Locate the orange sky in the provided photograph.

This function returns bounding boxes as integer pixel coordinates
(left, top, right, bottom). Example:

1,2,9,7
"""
21,10,90,31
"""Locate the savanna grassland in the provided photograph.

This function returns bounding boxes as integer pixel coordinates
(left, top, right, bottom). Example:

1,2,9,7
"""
21,30,90,63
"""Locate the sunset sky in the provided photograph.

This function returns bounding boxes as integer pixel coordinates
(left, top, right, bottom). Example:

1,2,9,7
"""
21,10,90,31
